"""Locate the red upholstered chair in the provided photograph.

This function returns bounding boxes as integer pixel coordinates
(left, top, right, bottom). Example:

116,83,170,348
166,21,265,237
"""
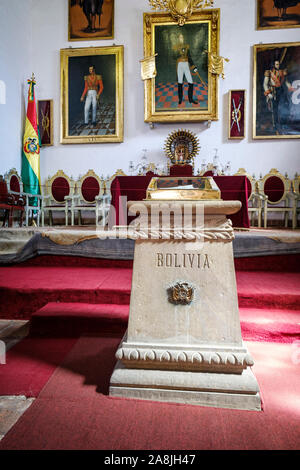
257,169,296,229
234,168,264,227
71,170,110,226
41,170,75,226
5,168,42,227
0,175,25,227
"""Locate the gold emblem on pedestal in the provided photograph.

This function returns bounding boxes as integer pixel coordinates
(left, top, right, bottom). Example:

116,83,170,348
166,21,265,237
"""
168,282,194,305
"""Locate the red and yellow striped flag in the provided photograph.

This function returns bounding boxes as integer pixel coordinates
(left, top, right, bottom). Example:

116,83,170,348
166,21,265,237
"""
21,74,41,200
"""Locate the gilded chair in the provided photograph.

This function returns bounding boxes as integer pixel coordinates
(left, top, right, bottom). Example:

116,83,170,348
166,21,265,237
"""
70,170,110,226
198,163,222,177
292,173,300,228
234,168,264,227
5,168,42,227
257,169,296,229
41,170,75,226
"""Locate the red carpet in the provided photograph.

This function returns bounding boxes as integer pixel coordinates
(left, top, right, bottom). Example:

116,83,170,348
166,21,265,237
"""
0,337,77,397
27,302,300,344
0,266,132,319
0,336,299,450
0,266,299,319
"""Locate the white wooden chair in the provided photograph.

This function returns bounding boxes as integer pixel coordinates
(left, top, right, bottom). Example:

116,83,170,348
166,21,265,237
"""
257,169,296,229
234,168,264,227
41,170,75,226
70,169,110,226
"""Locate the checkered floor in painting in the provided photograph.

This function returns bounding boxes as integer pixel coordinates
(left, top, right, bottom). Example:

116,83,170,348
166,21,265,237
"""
155,82,208,110
69,102,116,137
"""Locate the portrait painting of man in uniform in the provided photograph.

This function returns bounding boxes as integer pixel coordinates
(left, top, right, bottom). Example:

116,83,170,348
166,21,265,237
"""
143,10,219,123
60,46,123,144
68,0,114,41
253,42,300,139
257,0,300,29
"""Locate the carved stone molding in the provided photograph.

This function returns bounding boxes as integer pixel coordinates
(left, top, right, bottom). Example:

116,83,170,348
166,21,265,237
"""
115,345,254,373
125,218,234,242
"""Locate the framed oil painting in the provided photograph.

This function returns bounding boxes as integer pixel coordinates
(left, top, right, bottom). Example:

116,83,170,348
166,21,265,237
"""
60,45,124,144
257,0,300,30
68,0,114,41
253,42,300,139
38,99,53,146
228,90,246,140
143,9,220,123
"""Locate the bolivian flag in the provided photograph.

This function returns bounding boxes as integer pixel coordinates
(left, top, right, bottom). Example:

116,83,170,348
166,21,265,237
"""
21,75,41,203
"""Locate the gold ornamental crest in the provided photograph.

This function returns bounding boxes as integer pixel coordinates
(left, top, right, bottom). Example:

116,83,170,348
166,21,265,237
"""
168,282,195,305
148,0,214,26
164,129,200,166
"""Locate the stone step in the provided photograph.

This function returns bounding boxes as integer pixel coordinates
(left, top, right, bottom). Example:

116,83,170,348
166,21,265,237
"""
0,228,37,241
0,240,30,254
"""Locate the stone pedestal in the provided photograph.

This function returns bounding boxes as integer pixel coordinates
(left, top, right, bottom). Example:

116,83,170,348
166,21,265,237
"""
109,200,261,411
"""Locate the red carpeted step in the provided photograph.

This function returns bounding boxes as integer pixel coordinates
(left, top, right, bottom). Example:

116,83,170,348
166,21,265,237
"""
239,307,300,344
1,267,300,320
0,267,133,319
236,271,300,310
29,302,129,337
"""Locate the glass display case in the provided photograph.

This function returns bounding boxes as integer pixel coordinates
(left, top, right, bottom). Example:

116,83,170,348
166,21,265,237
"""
145,177,221,201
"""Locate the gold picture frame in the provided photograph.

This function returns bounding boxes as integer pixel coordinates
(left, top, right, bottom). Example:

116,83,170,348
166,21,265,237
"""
253,42,300,139
257,0,300,30
143,9,220,123
68,0,114,41
60,45,124,144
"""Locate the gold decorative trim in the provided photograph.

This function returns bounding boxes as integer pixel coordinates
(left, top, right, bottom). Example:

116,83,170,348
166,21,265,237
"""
148,0,214,26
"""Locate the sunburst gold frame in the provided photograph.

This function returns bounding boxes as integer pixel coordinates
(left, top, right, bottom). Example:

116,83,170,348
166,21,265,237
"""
60,45,123,144
143,9,220,123
164,129,200,165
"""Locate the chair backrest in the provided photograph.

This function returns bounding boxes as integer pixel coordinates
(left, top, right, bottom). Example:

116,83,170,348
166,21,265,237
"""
105,169,127,194
5,168,23,194
45,170,74,204
199,163,221,176
0,176,9,203
259,169,290,205
77,170,104,203
234,168,255,200
293,174,300,195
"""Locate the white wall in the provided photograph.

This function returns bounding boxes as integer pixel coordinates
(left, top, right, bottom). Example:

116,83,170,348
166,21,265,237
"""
0,0,32,175
1,0,300,183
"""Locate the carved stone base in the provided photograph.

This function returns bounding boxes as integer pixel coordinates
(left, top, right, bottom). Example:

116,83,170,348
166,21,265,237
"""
109,199,262,411
109,361,262,411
